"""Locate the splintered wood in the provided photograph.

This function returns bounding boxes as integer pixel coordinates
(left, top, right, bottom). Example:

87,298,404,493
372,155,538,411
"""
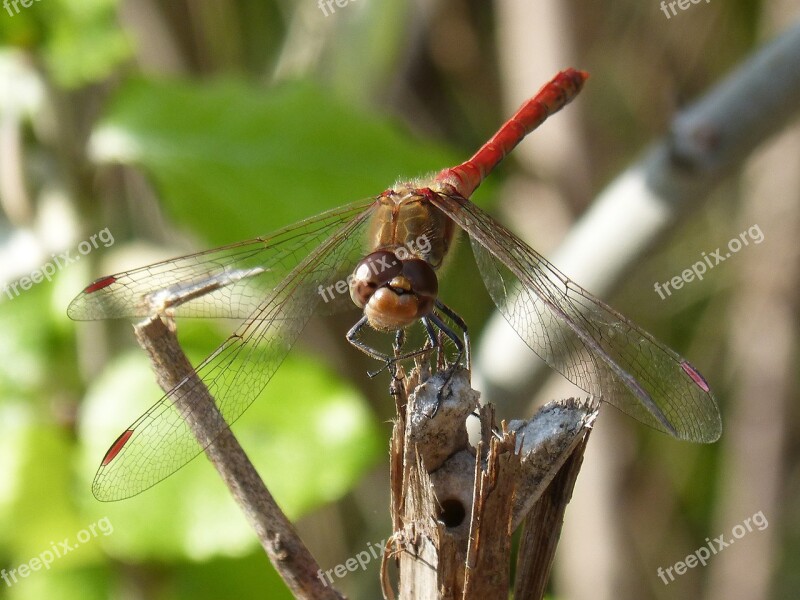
382,365,598,600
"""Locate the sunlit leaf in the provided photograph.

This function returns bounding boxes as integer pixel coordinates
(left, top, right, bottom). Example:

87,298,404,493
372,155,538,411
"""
89,77,458,245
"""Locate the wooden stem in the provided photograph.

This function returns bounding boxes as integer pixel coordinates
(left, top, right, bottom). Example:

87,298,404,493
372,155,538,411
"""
383,365,597,599
134,316,344,600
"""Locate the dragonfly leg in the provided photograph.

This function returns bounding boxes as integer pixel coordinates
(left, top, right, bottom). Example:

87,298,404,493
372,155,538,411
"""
347,315,436,378
420,315,439,362
426,313,464,369
424,307,472,416
433,300,470,371
390,329,406,383
347,316,392,377
393,329,406,358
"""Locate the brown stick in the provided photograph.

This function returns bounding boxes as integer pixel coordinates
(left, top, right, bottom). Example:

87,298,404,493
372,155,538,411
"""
134,316,344,600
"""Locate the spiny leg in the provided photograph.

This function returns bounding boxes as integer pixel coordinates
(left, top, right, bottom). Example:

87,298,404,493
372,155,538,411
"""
389,329,407,397
420,302,470,415
427,313,464,369
346,315,437,378
434,299,470,370
393,329,405,359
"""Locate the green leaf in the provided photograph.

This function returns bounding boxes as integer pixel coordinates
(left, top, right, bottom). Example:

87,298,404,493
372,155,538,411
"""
174,550,295,600
89,77,459,245
9,426,83,561
0,0,131,87
7,566,111,600
0,403,33,546
44,0,131,88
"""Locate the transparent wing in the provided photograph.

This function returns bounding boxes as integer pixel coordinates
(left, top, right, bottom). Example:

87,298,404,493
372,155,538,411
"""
68,199,376,320
90,199,376,500
432,193,721,443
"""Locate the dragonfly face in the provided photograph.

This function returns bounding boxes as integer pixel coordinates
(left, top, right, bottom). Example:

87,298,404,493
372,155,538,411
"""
348,250,438,331
349,187,455,332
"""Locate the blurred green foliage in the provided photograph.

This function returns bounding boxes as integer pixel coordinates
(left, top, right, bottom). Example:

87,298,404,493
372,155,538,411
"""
0,0,130,87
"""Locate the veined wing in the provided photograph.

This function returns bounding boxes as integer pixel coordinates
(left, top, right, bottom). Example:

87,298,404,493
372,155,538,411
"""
432,193,721,443
68,198,376,320
91,200,376,500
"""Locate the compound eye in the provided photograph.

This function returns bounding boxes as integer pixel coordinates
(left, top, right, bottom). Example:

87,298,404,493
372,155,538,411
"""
401,259,438,299
349,251,402,308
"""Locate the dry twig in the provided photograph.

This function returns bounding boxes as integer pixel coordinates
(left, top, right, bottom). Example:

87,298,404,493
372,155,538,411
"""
134,316,344,600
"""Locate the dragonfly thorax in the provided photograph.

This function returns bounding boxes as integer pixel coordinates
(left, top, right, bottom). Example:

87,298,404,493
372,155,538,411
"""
368,188,456,270
349,250,438,331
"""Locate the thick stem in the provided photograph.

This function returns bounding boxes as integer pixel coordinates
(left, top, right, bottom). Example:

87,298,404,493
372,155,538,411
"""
384,366,596,599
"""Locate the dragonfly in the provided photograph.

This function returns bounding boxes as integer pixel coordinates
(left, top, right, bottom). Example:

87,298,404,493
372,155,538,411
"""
69,69,722,502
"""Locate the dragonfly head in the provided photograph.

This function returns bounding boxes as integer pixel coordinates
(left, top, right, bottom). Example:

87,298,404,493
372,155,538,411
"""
349,250,438,331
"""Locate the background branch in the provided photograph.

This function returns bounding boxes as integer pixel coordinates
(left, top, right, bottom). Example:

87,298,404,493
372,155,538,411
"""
477,22,800,410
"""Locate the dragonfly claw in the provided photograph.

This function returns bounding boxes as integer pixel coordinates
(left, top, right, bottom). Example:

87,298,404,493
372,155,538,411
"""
367,360,393,379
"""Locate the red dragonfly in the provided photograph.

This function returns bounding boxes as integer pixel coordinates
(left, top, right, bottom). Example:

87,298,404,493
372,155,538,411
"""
69,69,721,502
